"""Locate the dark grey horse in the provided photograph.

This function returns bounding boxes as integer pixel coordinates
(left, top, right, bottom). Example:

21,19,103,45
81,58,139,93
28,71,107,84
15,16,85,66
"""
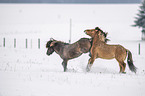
46,38,91,72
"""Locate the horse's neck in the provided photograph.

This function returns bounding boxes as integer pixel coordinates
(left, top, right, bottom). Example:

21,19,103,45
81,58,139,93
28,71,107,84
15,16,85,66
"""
53,42,65,54
93,35,105,46
93,35,100,42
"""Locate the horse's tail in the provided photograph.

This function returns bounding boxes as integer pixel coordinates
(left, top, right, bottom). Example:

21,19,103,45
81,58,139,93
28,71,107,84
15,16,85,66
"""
126,49,137,73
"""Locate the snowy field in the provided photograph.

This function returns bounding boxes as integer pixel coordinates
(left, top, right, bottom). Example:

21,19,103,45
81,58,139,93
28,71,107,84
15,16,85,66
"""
0,4,145,96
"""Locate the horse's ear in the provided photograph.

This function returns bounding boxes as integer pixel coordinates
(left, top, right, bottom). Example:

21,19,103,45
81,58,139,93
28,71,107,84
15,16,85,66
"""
46,41,50,48
46,42,49,48
50,41,56,47
50,38,54,41
95,27,99,30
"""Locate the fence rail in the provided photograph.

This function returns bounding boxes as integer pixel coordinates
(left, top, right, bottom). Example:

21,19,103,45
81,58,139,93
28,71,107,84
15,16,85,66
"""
0,37,143,55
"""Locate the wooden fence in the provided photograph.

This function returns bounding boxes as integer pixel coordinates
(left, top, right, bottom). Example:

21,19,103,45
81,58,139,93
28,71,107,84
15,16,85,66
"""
0,37,143,55
2,38,41,49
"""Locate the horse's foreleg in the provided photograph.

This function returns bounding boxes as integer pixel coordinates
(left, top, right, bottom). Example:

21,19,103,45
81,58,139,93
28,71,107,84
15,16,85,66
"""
86,56,96,72
89,52,91,57
62,60,68,72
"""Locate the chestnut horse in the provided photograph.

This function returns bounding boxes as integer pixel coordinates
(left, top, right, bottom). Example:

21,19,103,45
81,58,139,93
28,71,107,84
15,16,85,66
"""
46,31,108,72
84,27,137,73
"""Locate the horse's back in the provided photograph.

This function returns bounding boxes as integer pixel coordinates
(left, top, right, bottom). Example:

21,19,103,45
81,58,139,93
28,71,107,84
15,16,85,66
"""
115,45,127,61
78,38,91,53
62,38,91,59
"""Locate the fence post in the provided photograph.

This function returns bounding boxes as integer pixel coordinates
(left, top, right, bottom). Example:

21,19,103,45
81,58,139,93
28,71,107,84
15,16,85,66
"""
26,39,28,48
14,38,16,48
38,38,40,49
69,18,72,43
31,39,32,49
138,43,140,55
3,38,5,47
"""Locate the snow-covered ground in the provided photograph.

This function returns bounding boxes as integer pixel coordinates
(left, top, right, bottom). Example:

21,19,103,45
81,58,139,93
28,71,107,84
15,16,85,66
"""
0,4,145,96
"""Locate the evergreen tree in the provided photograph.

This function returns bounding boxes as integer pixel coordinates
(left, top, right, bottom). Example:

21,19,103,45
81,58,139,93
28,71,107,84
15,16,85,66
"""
133,0,145,40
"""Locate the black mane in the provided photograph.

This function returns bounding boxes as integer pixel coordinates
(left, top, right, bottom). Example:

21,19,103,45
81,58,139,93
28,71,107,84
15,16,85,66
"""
95,27,107,38
56,41,69,45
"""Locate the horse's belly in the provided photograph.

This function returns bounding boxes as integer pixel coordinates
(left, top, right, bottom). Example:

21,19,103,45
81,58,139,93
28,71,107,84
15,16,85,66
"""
99,56,115,59
98,52,115,59
97,46,115,59
63,48,81,59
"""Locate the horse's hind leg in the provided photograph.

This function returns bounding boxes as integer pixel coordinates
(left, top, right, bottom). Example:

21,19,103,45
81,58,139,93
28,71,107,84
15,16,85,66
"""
118,62,126,73
122,62,126,73
62,60,68,72
119,64,122,73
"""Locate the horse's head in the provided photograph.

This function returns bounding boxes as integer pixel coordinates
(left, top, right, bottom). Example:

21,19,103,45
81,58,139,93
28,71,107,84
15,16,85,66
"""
84,29,96,37
84,27,109,43
46,38,56,56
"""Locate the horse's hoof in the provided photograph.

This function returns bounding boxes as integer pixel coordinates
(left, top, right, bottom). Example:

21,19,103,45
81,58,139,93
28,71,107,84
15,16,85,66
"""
122,72,126,74
64,68,68,72
120,72,126,74
86,67,90,72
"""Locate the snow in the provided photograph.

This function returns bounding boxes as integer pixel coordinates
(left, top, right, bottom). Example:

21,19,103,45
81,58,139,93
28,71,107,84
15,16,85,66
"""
0,4,145,96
